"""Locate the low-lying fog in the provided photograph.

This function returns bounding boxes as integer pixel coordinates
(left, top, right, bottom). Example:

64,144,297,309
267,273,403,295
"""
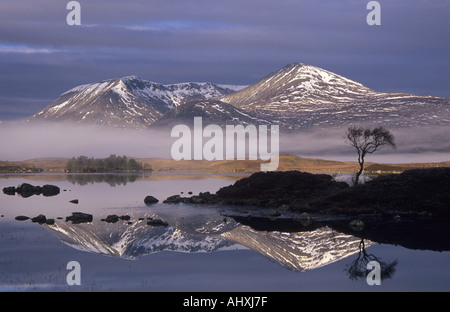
1,121,449,164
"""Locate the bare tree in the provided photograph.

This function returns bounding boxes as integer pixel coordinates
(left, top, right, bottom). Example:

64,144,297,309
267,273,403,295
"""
345,239,398,282
345,126,396,185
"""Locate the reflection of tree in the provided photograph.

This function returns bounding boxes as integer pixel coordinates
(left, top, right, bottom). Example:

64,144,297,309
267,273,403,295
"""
345,239,398,281
66,174,140,187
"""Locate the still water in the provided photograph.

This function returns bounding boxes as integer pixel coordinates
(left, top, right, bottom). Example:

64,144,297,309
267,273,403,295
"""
0,173,449,292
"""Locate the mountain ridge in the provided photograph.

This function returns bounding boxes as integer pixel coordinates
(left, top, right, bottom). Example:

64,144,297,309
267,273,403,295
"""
26,63,450,130
28,76,247,128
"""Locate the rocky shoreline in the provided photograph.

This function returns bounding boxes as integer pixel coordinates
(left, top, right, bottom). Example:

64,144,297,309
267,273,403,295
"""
154,168,450,251
160,167,450,219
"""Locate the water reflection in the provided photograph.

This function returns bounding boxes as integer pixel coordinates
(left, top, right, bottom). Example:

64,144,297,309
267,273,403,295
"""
22,206,374,274
2,173,449,288
66,173,141,187
6,201,450,286
345,239,398,282
65,172,246,186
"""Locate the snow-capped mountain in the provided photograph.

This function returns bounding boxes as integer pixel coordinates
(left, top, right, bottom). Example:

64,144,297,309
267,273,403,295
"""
27,63,450,130
28,76,246,128
150,99,272,128
222,63,450,130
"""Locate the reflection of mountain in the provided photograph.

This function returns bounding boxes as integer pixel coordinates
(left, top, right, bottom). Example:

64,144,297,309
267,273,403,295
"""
221,225,371,272
45,211,239,259
42,208,371,272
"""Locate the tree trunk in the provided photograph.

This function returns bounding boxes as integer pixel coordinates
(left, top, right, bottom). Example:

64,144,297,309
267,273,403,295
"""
355,155,365,185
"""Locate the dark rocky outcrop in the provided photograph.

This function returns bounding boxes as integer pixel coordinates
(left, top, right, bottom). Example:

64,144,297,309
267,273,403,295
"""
163,168,450,218
2,183,60,198
162,171,349,207
214,171,348,207
65,212,93,224
310,167,450,217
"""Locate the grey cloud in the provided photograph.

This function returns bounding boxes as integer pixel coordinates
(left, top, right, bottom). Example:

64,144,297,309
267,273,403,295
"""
0,0,448,120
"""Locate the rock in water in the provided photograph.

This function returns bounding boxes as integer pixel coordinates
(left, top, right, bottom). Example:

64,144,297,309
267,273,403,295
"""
144,196,159,205
101,215,120,223
42,185,60,197
3,187,16,196
163,195,182,204
31,214,47,224
65,212,93,224
3,183,60,197
15,216,30,221
147,218,169,227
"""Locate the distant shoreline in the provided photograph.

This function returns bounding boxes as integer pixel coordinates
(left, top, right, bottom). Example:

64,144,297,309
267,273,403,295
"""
1,154,449,175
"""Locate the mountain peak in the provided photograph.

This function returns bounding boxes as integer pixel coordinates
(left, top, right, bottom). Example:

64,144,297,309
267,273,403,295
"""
221,62,450,130
118,75,140,82
221,62,375,110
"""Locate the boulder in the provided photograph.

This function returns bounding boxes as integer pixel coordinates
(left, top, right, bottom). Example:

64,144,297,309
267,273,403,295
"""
31,214,47,224
42,185,60,197
15,216,30,221
102,215,120,223
147,218,169,227
349,219,365,231
16,183,41,198
2,187,16,196
144,196,159,205
163,195,182,204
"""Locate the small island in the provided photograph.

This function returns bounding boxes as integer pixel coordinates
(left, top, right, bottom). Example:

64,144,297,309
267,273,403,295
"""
66,155,151,173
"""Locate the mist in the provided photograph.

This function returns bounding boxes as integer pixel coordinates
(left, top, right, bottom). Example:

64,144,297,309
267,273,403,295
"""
279,126,450,164
1,122,449,164
0,121,174,161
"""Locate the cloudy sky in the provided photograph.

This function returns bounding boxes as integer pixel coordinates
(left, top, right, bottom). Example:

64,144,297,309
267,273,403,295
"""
0,0,449,120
